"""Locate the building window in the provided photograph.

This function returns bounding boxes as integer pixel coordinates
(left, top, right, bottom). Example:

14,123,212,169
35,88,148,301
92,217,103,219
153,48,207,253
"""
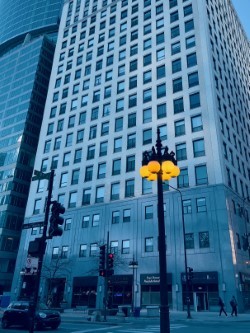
114,137,122,153
123,209,131,223
175,119,185,136
193,139,205,157
125,179,134,197
183,200,192,214
61,246,69,259
100,141,108,156
92,214,100,227
87,145,95,160
195,165,208,185
68,192,77,208
110,241,118,254
187,52,197,67
110,183,120,200
142,178,152,195
96,186,104,203
191,115,203,132
112,211,120,224
197,198,207,212
85,166,93,182
115,117,123,132
74,149,82,163
157,65,166,79
185,233,194,249
177,168,189,188
190,92,200,109
128,113,136,128
145,237,153,252
185,19,194,32
186,35,195,48
33,199,42,215
188,72,199,88
143,129,152,145
112,159,121,176
157,83,166,98
173,77,183,93
199,232,210,248
122,240,130,254
52,247,59,259
127,133,136,149
176,143,187,160
98,163,106,179
90,243,98,256
64,218,72,230
82,189,91,205
126,155,135,172
79,244,87,257
171,41,181,55
82,216,89,228
145,205,153,219
71,169,80,185
173,97,184,113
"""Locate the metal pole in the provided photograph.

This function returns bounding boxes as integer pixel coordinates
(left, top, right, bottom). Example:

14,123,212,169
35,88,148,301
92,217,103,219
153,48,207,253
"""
157,172,170,333
168,184,192,319
103,231,109,321
29,170,54,333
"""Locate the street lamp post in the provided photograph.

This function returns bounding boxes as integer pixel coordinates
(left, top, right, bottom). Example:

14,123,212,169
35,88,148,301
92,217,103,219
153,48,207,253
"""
129,258,138,314
140,129,180,333
168,184,192,319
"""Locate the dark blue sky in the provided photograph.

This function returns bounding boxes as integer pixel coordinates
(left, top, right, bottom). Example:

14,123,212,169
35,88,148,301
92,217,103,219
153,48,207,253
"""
231,0,250,39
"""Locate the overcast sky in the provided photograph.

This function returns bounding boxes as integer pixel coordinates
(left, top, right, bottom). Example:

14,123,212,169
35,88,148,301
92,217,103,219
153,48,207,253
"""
231,0,250,39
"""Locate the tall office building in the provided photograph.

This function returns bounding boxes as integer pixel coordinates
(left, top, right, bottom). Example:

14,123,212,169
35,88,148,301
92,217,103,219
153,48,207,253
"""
0,0,63,295
13,0,249,312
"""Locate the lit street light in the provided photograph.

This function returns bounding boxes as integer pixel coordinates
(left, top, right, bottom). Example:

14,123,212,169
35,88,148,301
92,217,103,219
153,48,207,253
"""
140,129,180,333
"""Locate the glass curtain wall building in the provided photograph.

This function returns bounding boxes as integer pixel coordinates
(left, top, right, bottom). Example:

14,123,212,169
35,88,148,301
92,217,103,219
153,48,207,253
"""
0,0,63,296
13,0,250,312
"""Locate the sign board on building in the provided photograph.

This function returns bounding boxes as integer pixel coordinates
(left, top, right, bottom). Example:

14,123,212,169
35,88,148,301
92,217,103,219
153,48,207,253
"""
140,273,172,285
22,222,44,229
25,257,38,275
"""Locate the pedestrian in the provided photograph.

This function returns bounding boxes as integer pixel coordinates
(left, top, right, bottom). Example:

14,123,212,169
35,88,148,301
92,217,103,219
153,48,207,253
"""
218,296,227,316
230,296,238,316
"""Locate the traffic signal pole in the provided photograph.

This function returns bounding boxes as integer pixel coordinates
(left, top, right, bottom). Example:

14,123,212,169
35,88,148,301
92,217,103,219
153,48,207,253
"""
103,232,109,322
29,170,54,333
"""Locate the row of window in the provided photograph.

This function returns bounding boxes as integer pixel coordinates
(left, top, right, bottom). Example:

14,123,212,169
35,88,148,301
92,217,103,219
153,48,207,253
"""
51,229,210,260
33,164,208,212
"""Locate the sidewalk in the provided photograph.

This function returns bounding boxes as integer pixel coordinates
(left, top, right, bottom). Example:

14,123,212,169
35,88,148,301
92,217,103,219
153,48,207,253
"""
61,308,250,324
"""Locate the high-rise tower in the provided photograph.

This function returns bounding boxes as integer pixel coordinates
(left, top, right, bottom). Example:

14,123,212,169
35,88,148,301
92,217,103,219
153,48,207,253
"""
13,0,249,312
0,0,63,296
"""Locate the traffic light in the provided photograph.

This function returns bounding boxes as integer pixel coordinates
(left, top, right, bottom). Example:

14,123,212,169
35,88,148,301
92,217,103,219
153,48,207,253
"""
99,245,106,276
48,201,65,238
187,267,194,280
28,238,42,257
107,253,114,276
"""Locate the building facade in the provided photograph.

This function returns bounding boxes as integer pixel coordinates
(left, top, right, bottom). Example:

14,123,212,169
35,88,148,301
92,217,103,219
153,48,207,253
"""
0,0,63,295
12,0,250,312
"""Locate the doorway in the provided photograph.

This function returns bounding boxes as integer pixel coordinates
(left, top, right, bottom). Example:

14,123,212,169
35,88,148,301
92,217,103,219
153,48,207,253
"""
194,292,208,311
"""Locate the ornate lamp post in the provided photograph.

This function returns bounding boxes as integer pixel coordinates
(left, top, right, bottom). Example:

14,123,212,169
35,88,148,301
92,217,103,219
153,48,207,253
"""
129,258,138,314
139,129,180,333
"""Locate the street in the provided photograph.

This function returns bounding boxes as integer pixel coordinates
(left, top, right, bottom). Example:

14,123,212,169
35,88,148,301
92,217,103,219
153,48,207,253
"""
1,318,249,333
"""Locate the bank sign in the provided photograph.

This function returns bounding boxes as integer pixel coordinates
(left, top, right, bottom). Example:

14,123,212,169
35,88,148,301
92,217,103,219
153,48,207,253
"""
140,273,172,285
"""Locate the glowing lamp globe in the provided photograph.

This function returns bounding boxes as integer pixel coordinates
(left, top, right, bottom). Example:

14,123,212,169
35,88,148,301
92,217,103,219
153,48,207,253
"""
140,165,150,178
170,165,180,178
162,173,171,181
147,173,157,181
147,160,161,174
162,160,175,174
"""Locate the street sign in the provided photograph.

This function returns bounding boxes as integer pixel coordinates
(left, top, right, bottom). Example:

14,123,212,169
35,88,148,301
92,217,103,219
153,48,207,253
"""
22,222,44,229
32,170,51,181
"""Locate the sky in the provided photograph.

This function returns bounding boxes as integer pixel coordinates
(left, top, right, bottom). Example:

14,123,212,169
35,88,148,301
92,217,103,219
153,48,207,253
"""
231,0,250,39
